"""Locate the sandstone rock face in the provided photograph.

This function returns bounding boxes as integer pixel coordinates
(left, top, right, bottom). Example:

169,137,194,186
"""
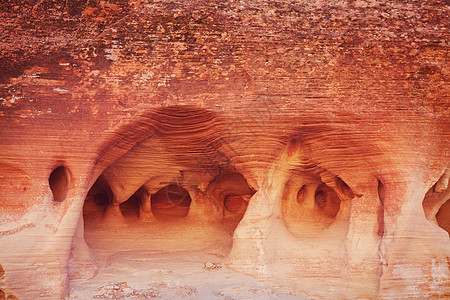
0,0,449,299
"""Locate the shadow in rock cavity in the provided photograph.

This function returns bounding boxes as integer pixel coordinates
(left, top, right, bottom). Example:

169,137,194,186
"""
49,165,70,203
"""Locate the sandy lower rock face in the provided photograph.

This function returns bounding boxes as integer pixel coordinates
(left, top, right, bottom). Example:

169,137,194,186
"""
0,1,449,299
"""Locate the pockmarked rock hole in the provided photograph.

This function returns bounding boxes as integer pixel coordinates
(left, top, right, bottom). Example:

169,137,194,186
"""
282,167,353,239
49,166,69,202
422,174,450,237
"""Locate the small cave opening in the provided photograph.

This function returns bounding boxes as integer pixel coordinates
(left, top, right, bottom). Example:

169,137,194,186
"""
150,184,192,220
49,165,70,202
436,200,450,236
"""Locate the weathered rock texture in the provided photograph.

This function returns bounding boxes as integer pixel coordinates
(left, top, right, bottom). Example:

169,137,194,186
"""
0,0,449,299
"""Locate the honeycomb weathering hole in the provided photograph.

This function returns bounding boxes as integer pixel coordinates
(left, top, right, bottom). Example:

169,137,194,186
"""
377,179,385,206
314,190,327,208
282,178,350,237
151,184,192,220
436,200,450,236
93,193,109,207
49,165,69,202
296,185,307,204
314,184,340,218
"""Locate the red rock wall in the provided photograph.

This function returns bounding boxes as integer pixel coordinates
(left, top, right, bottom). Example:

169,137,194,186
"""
0,0,449,299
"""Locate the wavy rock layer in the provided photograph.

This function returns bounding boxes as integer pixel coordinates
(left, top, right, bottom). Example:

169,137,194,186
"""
0,0,449,299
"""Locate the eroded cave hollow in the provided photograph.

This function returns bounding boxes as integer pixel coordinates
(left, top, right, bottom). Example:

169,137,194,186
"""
49,165,70,203
423,170,450,237
81,108,256,260
437,200,450,235
83,173,254,260
279,139,358,242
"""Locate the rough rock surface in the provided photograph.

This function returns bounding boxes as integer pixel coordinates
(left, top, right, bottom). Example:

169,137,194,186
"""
0,0,449,299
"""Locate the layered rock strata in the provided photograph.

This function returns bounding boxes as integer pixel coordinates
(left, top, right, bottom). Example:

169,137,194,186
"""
0,0,449,299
